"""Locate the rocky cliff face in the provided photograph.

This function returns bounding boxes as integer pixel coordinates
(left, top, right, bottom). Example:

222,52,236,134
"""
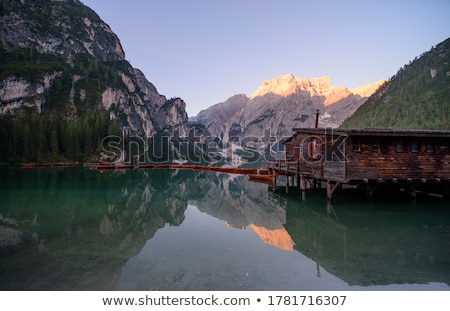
1,0,125,61
0,0,188,138
191,74,386,140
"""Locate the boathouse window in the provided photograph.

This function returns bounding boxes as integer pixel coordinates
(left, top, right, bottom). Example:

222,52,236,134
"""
426,141,433,153
411,141,419,153
396,140,404,152
352,140,361,152
372,140,379,152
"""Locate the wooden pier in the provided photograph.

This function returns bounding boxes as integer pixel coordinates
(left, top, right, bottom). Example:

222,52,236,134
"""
93,163,273,177
22,161,276,182
21,162,80,168
269,128,450,201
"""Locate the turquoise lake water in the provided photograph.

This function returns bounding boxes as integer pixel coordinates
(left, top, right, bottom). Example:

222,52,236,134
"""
1,167,449,290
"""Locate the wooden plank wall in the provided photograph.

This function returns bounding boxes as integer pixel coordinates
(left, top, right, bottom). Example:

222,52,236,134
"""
293,133,322,178
323,135,346,181
346,137,450,181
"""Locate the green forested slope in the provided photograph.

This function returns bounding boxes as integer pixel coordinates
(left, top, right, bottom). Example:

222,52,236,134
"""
0,0,188,165
0,45,122,163
341,37,450,130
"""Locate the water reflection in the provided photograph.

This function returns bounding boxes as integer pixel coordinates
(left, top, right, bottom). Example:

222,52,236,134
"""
0,168,449,290
273,188,450,289
0,168,191,290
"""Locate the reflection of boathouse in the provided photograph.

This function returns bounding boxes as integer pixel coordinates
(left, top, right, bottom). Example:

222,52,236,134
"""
270,191,450,287
269,128,450,200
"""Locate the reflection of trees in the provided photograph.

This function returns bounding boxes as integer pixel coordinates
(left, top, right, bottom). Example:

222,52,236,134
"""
1,168,300,290
275,189,450,286
0,168,200,290
3,167,447,290
1,168,291,290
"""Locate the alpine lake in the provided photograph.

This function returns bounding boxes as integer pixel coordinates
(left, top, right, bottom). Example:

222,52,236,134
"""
1,166,449,291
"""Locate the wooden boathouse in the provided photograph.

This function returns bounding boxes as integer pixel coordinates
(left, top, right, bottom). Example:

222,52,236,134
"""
269,128,450,201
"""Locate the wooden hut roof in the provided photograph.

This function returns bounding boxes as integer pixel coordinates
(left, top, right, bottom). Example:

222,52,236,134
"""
290,128,450,138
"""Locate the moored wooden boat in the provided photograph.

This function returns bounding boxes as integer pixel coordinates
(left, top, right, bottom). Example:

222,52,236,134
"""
137,164,156,169
115,165,135,170
52,162,68,167
257,168,270,175
215,167,230,173
96,163,135,170
83,163,98,168
34,163,51,167
235,168,259,174
65,162,80,167
248,174,275,184
212,167,259,174
22,162,80,168
198,166,211,171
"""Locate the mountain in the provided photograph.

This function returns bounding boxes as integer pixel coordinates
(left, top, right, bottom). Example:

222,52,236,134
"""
341,37,450,129
190,74,385,141
189,74,384,166
0,0,188,163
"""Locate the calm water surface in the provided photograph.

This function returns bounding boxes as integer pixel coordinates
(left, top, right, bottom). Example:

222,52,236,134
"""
1,167,449,290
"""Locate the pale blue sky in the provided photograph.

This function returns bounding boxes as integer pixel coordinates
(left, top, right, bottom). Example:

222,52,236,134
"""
81,0,450,116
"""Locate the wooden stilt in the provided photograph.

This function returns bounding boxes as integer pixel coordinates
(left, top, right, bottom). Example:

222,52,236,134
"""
408,182,416,199
366,183,373,200
300,175,307,201
365,182,382,200
285,175,289,194
327,180,340,202
327,181,333,202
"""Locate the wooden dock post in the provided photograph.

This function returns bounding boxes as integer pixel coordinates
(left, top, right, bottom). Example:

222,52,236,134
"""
408,181,416,199
365,182,382,200
299,175,307,201
327,180,340,202
285,175,289,194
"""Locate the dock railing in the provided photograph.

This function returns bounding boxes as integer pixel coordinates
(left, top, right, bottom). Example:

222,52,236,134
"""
269,157,298,175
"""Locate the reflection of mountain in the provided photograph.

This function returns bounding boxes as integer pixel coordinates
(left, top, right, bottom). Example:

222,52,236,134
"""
0,168,289,290
189,174,285,230
0,168,194,290
3,168,449,290
272,189,450,286
188,173,289,249
250,224,294,251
